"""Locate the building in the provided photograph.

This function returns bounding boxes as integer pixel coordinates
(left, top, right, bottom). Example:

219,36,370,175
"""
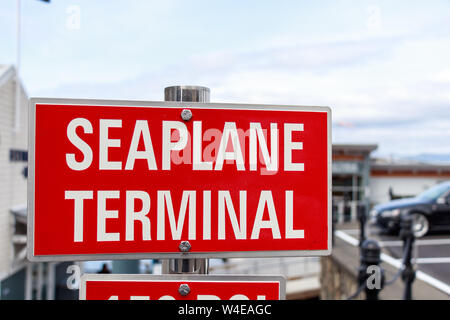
0,65,28,277
0,65,77,300
332,144,450,223
0,64,30,299
332,144,376,222
370,161,450,204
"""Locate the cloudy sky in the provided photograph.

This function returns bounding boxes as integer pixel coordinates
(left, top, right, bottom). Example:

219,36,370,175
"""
1,0,450,159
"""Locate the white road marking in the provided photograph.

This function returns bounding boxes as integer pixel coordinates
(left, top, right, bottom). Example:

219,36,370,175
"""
381,257,450,265
339,229,360,235
380,239,450,247
414,257,450,264
334,231,450,296
379,241,404,247
334,230,359,246
380,252,402,268
415,271,450,296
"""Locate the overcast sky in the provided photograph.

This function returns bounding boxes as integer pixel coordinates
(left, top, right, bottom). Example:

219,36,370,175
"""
1,0,450,158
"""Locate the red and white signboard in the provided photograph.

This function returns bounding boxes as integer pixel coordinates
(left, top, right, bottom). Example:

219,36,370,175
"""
28,98,331,261
79,274,285,300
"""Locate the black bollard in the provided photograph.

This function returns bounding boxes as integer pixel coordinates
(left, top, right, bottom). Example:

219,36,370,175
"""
399,215,416,300
332,207,337,246
357,205,367,247
358,239,384,300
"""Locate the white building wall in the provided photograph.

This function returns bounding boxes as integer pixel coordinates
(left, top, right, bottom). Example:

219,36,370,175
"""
0,70,28,277
369,176,449,205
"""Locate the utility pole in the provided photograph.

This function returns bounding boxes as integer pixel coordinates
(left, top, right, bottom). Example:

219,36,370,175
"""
14,0,21,133
14,0,51,132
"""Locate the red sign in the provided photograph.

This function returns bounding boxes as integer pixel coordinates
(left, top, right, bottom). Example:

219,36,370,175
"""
80,275,285,300
28,98,331,261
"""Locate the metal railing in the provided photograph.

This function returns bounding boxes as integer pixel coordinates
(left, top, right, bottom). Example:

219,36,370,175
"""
347,212,417,300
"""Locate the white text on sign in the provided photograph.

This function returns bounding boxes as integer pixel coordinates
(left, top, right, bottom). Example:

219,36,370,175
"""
64,119,306,243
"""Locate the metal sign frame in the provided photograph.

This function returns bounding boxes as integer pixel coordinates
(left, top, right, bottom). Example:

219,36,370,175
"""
79,273,286,300
28,97,332,262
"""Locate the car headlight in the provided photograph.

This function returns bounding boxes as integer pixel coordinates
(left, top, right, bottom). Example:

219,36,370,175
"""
380,209,401,218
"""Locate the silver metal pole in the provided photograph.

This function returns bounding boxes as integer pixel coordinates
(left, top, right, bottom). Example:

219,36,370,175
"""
162,85,210,274
14,0,21,133
46,262,56,300
36,262,43,300
25,263,32,300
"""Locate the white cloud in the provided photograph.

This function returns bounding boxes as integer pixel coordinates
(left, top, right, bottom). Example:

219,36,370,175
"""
28,1,450,159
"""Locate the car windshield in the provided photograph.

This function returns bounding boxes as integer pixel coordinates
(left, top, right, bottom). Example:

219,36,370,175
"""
417,183,450,201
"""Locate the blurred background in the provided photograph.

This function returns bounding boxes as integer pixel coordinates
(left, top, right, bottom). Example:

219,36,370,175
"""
0,0,449,300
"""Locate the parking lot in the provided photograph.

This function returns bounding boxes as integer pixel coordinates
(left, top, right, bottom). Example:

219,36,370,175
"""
377,232,450,286
335,225,450,297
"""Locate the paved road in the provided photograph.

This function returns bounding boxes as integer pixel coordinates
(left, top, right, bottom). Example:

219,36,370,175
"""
374,231,450,286
337,224,450,297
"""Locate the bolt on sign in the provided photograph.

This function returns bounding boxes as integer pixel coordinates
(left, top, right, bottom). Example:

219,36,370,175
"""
79,274,285,300
28,98,331,261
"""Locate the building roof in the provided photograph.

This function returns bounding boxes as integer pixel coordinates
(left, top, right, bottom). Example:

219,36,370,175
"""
372,163,450,173
371,161,450,178
0,65,15,87
332,144,378,153
332,144,378,161
0,64,9,73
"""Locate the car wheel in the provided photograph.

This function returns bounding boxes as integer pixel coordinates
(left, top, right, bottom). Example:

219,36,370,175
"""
411,213,429,238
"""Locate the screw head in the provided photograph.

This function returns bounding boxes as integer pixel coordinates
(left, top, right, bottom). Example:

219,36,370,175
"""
181,109,192,121
178,284,190,296
179,241,191,252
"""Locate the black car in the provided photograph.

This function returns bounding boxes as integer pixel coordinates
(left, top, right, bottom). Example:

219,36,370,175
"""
370,181,450,238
